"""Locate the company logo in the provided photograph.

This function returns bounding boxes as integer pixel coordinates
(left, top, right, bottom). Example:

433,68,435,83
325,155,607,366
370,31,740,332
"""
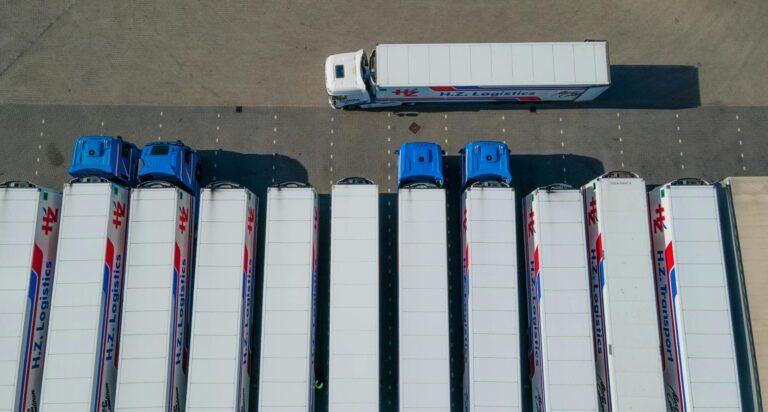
41,207,59,235
588,197,598,226
527,209,535,236
391,88,418,97
653,203,667,233
247,207,255,234
666,384,682,412
178,207,189,234
112,201,125,229
656,240,686,411
169,243,187,411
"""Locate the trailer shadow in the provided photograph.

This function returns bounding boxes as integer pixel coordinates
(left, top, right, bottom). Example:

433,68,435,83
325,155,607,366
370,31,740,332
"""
368,65,700,114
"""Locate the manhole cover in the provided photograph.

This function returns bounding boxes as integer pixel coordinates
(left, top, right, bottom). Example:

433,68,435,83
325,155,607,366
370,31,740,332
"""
408,122,421,134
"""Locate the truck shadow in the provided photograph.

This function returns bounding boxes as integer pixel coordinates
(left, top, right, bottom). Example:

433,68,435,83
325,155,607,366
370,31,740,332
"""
369,65,700,113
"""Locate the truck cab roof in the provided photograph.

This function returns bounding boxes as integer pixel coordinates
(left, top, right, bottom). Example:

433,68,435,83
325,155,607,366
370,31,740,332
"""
461,141,512,188
68,135,140,186
397,142,444,188
325,49,367,95
138,140,200,193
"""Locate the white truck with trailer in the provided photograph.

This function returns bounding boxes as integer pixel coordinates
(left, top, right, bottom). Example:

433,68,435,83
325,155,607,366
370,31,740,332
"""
582,171,666,411
114,181,197,411
185,182,257,412
328,178,379,411
257,183,319,412
324,41,610,109
649,179,742,411
396,142,451,411
717,176,768,411
40,136,139,412
0,182,61,412
523,185,599,412
460,142,522,411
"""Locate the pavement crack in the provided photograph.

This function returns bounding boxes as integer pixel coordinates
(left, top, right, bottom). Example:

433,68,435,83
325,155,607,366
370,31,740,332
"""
0,0,79,78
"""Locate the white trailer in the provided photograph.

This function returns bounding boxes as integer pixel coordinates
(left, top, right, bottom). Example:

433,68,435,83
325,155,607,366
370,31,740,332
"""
649,179,742,411
40,178,131,412
325,42,610,109
114,183,194,411
258,184,319,412
718,176,768,411
582,172,665,411
461,185,521,411
0,182,61,412
328,180,379,411
523,186,599,412
398,187,450,411
185,183,257,412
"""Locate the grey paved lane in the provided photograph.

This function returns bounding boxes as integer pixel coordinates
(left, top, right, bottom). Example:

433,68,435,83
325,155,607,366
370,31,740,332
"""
0,103,765,411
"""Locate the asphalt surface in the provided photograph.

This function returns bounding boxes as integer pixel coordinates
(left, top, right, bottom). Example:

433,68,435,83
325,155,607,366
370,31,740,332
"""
2,0,768,107
2,0,768,411
1,103,766,411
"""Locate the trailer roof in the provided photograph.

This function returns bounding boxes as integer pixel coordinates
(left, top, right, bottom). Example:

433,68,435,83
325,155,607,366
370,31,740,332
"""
375,42,609,88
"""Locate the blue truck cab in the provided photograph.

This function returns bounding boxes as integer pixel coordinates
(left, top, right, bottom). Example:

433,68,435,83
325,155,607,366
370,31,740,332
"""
396,142,444,188
68,135,140,186
460,141,512,188
137,140,200,193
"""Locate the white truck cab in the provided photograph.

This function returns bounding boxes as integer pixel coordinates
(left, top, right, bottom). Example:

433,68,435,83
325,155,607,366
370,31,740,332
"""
325,49,373,108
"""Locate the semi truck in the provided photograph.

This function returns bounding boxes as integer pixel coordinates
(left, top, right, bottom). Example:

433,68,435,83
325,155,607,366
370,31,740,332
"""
328,178,379,411
396,142,451,411
257,183,319,412
114,141,200,411
185,182,257,412
0,181,61,412
582,171,666,411
324,41,610,109
718,176,768,411
40,135,140,412
459,142,522,411
649,179,742,411
523,184,599,412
